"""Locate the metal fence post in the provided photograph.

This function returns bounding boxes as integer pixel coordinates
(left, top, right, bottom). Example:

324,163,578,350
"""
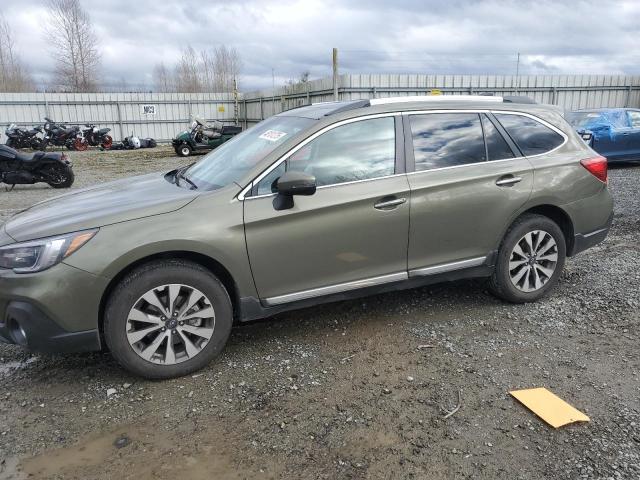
259,97,264,120
243,99,247,129
43,91,49,119
116,101,124,140
625,85,632,107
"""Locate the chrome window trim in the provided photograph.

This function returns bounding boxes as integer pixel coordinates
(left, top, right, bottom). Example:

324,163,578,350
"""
246,172,406,200
408,256,487,277
262,255,490,305
490,110,568,158
237,108,569,200
405,109,569,174
238,112,401,201
263,271,408,306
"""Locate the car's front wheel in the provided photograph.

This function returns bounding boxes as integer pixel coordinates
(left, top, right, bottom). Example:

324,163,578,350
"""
104,260,233,379
489,214,566,303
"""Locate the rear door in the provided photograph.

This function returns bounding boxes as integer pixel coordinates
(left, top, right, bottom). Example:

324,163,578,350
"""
243,114,411,305
405,111,534,275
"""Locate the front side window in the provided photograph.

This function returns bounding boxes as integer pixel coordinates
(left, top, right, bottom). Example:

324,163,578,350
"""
254,116,396,195
494,113,564,156
409,113,486,171
628,111,640,128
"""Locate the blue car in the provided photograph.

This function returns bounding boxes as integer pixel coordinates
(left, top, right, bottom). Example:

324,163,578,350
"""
566,108,640,163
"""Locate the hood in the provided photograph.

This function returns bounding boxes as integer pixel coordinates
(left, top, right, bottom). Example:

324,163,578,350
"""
4,172,198,242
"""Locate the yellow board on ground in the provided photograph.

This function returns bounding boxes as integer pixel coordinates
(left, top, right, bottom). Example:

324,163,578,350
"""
510,387,590,428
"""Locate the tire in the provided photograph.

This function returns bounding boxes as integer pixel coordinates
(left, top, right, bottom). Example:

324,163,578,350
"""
73,137,88,151
101,135,113,149
44,163,75,188
104,260,233,379
177,143,192,157
488,214,566,303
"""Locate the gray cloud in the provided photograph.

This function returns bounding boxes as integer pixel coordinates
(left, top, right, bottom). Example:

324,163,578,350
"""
3,0,639,91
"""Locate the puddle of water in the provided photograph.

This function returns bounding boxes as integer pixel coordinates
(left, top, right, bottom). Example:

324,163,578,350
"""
12,421,269,480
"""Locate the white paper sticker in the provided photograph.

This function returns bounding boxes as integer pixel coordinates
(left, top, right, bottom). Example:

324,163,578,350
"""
259,130,287,142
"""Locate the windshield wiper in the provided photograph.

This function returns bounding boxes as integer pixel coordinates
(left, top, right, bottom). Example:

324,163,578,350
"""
175,167,198,190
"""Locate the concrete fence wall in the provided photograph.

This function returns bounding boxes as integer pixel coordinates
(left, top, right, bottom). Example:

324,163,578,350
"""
1,75,639,143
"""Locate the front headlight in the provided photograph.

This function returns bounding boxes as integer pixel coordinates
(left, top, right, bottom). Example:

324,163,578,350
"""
0,229,98,273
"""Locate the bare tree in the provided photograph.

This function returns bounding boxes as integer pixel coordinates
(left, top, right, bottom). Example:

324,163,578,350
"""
0,14,34,92
212,45,241,92
155,44,242,93
152,62,173,93
174,45,201,93
45,0,101,92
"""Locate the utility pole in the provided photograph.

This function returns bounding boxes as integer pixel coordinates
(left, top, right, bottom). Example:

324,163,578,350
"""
272,67,276,116
515,52,520,95
332,47,339,101
233,77,239,126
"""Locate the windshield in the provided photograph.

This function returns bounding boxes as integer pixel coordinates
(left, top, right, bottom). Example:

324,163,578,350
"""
184,115,315,190
566,112,603,128
566,110,629,130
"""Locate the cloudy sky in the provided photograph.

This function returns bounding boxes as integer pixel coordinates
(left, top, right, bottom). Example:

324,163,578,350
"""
3,0,639,91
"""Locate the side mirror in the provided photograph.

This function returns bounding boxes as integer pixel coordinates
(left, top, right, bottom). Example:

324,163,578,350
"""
273,171,316,211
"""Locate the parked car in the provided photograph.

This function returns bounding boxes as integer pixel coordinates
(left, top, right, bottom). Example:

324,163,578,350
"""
566,108,640,162
0,96,613,379
172,116,242,157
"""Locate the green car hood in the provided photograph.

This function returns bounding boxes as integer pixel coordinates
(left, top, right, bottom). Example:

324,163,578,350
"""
4,172,198,242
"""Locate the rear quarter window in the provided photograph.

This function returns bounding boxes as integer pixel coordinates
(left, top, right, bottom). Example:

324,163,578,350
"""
494,113,565,156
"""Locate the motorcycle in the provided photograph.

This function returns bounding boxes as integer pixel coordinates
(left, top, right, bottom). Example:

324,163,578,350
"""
81,124,113,149
41,117,87,151
107,135,157,150
5,124,45,150
0,144,74,190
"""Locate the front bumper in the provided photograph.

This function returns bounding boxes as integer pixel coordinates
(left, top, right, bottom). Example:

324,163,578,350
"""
0,262,107,353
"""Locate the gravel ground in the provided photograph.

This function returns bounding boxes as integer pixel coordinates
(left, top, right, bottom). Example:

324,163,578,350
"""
0,149,638,480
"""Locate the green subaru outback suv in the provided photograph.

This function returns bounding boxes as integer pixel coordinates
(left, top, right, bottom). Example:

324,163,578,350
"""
0,96,613,378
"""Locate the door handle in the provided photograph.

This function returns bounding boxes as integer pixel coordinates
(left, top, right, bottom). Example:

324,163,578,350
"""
374,197,407,210
495,175,523,187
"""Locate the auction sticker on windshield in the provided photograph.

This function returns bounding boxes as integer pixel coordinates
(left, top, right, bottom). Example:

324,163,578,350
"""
259,130,288,142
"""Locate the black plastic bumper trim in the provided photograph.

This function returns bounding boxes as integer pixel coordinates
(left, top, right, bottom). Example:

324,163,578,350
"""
1,301,101,353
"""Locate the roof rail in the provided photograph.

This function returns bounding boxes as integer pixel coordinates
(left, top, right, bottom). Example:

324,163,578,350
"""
369,95,503,105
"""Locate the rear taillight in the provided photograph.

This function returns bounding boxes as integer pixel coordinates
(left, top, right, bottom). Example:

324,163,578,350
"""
580,156,607,183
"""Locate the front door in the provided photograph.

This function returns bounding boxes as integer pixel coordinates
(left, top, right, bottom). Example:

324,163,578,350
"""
244,115,411,305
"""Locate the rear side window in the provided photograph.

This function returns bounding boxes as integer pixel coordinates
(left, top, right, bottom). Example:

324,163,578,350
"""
494,113,564,156
481,114,515,161
409,113,486,171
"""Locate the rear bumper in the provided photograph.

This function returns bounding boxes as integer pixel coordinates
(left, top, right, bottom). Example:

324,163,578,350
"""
572,211,613,256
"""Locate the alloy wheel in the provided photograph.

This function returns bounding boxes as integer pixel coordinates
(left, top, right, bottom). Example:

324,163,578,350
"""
126,284,216,365
508,230,558,293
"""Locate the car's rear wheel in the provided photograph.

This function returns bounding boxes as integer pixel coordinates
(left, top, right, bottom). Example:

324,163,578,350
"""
104,260,233,379
489,214,566,303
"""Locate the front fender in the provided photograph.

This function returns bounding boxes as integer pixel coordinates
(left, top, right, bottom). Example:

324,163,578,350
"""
63,190,258,300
